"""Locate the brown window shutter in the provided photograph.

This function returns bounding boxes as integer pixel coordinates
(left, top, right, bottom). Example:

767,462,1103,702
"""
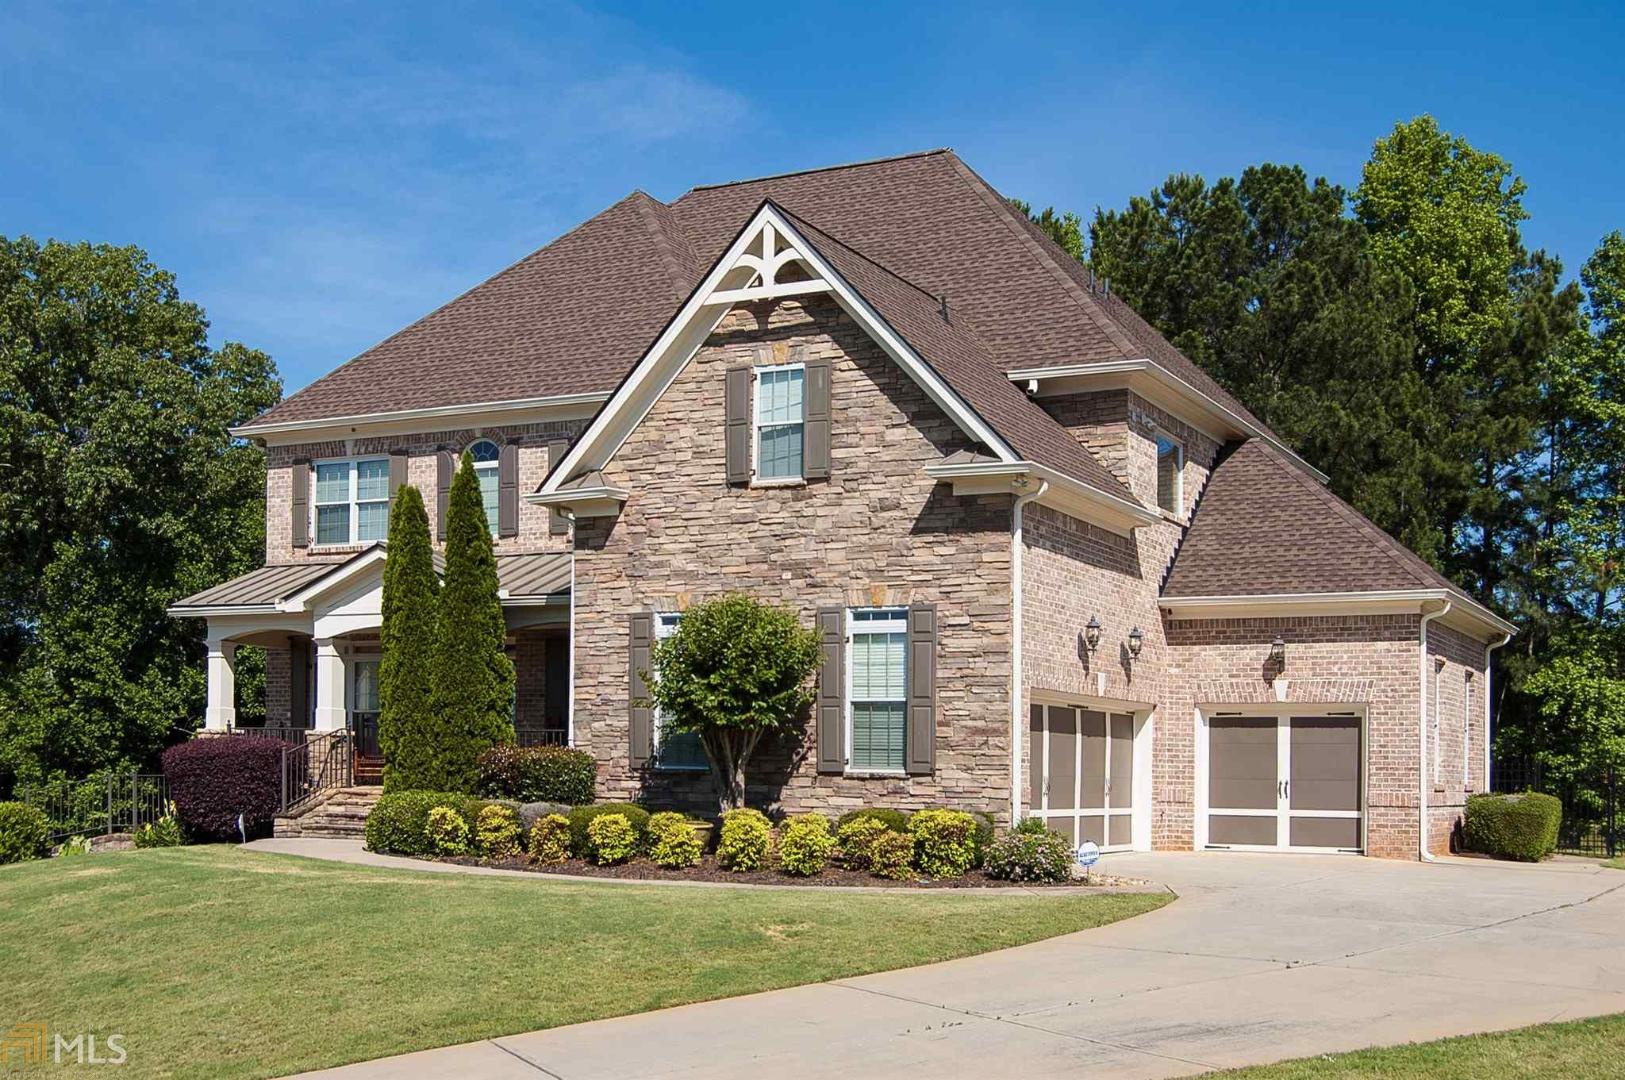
905,604,937,776
497,441,519,538
546,439,569,535
290,458,310,548
388,450,409,498
803,357,831,479
629,611,654,769
435,449,455,541
816,607,845,774
724,366,751,485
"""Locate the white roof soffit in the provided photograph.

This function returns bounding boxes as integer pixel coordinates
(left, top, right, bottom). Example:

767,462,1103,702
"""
1159,590,1518,638
1007,360,1329,483
232,391,613,444
924,458,1160,536
538,203,1019,498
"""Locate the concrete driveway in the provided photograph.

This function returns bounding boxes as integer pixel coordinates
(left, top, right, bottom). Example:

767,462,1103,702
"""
295,852,1625,1079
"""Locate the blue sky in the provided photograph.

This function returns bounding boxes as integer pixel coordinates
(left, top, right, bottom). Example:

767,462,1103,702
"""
3,1,1620,395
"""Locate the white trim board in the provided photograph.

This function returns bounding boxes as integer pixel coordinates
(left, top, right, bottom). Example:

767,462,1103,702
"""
1159,590,1517,640
535,203,1019,505
234,392,613,445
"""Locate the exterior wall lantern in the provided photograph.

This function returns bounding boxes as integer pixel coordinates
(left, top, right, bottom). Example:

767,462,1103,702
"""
1127,626,1144,660
1084,616,1102,654
1269,636,1287,668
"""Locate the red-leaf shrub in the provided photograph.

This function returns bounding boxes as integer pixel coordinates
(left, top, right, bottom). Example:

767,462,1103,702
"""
161,737,284,841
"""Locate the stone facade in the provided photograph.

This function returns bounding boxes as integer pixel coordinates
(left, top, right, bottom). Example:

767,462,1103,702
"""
571,295,1015,819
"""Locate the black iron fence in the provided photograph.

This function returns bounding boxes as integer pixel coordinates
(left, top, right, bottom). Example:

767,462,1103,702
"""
1492,758,1618,859
18,772,172,843
516,726,568,747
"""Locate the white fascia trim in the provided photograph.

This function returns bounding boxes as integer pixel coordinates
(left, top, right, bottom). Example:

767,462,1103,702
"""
541,204,1018,496
524,484,629,518
924,459,1160,535
278,548,389,611
167,604,281,618
1007,359,1329,483
232,391,614,439
1159,590,1518,637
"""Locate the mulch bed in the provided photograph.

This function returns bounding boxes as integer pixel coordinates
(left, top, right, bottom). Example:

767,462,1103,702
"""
435,852,1144,889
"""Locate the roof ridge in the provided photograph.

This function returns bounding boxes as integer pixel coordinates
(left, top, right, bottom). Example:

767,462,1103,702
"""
687,148,951,192
941,154,1144,361
629,191,697,301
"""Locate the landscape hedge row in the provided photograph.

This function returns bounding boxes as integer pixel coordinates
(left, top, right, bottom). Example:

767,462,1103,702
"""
161,737,283,841
1462,792,1563,861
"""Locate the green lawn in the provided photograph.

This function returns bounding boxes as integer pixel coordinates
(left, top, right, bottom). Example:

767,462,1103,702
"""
1603,857,1623,870
1218,1013,1625,1078
1,846,1166,1079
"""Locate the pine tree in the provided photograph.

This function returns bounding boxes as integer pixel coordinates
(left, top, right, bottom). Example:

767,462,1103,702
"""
429,452,515,792
378,484,439,792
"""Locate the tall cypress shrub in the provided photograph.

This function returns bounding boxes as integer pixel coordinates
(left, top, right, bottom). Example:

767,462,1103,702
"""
378,485,439,792
430,452,515,792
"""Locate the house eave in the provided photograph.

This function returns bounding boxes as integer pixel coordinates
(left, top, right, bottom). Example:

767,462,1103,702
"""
524,486,629,518
1007,359,1330,484
231,391,614,444
1159,590,1518,639
924,459,1160,536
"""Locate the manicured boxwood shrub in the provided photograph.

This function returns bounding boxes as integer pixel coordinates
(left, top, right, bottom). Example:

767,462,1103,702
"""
517,801,573,833
984,823,1074,883
585,813,638,865
427,806,470,855
647,811,702,869
717,807,772,871
475,745,597,805
162,737,284,841
908,809,979,878
475,804,523,857
566,803,649,857
528,813,571,865
364,791,490,855
0,802,50,864
1463,792,1563,861
869,831,915,880
778,814,835,876
837,807,910,834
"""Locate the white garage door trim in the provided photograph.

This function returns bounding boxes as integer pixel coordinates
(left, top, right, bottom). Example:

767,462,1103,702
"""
1028,695,1153,852
1194,705,1367,855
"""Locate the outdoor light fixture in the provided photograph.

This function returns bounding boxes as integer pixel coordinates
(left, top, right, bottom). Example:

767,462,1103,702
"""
1269,636,1287,667
1127,627,1144,659
1084,616,1102,654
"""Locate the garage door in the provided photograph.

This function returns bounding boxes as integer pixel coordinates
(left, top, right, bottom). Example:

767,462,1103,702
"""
1205,714,1362,853
1029,704,1136,849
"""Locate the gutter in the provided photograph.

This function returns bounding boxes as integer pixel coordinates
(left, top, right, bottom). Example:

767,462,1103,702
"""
1418,599,1452,861
1009,478,1048,825
231,391,613,440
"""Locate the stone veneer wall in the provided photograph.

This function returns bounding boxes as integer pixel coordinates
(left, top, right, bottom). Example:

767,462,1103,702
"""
263,421,588,564
571,295,1015,819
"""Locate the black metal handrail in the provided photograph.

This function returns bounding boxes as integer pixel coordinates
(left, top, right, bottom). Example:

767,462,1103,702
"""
231,725,312,745
280,730,352,815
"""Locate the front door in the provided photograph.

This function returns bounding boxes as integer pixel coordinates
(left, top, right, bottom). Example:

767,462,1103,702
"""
351,659,380,758
1029,703,1137,850
1205,714,1362,852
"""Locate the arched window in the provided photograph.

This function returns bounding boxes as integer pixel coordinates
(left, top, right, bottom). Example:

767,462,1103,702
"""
469,439,501,537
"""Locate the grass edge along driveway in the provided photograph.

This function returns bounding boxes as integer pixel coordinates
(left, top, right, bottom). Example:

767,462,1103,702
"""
1217,1012,1625,1079
1,846,1168,1079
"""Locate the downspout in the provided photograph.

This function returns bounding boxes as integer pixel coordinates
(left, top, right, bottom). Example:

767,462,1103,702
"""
565,510,578,749
1418,599,1451,861
1483,632,1512,790
1009,478,1049,826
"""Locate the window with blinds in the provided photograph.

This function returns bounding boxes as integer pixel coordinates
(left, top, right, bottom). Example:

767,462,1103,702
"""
848,607,908,771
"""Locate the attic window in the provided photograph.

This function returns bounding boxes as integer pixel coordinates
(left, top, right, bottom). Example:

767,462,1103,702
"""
1155,433,1183,515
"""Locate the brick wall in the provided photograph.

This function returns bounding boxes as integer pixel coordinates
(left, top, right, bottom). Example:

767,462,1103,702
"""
263,421,588,563
571,295,1015,819
265,645,291,725
1428,622,1490,854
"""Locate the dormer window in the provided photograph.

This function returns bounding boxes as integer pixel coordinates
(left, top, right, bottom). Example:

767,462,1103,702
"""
469,439,501,537
753,365,805,481
1155,432,1183,515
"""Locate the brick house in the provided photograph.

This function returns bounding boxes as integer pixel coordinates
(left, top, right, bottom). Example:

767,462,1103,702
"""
173,150,1514,859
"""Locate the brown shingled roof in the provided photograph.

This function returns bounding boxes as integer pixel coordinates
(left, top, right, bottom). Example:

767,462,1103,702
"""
1164,439,1477,601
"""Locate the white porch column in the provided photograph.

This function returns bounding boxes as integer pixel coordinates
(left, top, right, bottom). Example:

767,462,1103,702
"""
313,637,348,732
204,638,237,732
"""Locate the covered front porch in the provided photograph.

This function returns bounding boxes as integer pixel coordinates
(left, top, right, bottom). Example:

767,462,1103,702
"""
170,547,573,784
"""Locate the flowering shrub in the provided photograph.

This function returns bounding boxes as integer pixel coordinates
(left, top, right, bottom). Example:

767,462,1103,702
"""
427,806,470,855
837,816,892,871
647,811,702,869
983,826,1072,883
908,809,978,878
475,804,523,858
585,812,638,865
869,831,915,880
778,814,835,876
475,745,597,804
717,808,772,871
528,813,572,865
